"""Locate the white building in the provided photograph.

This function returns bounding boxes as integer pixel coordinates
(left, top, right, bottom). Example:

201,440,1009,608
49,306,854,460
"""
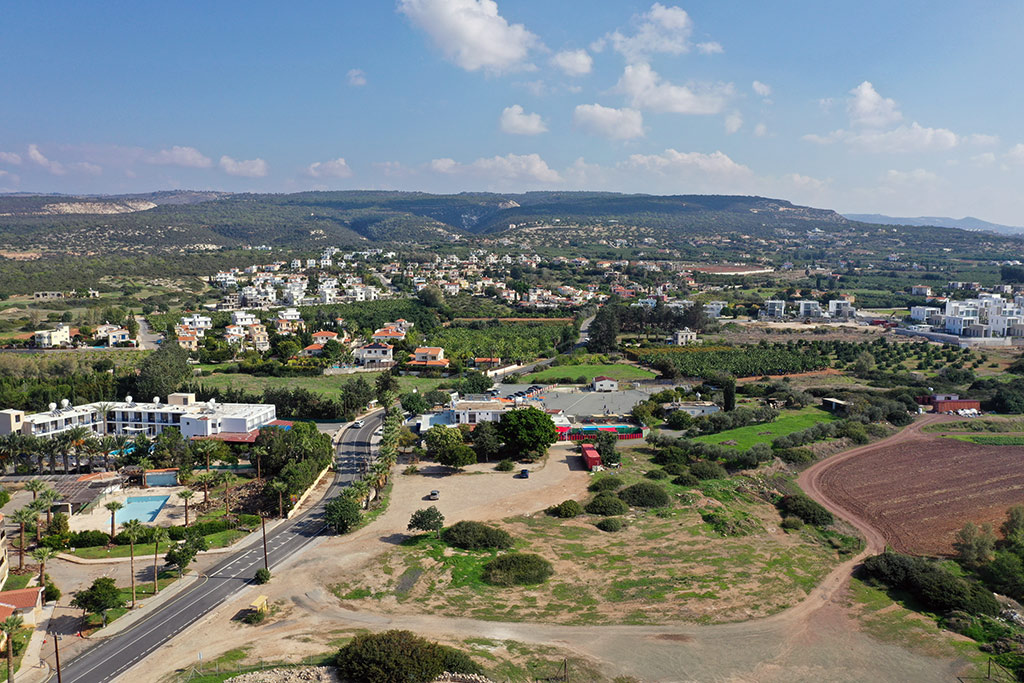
760,300,787,319
703,301,727,318
231,311,259,327
797,301,823,318
670,328,697,345
592,376,619,392
449,400,508,425
33,324,71,349
180,314,212,331
827,300,856,319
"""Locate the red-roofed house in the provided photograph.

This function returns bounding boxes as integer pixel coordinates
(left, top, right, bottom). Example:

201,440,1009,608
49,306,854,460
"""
372,327,406,342
0,587,44,625
354,342,394,368
592,376,618,392
407,347,449,369
300,343,324,357
311,330,338,342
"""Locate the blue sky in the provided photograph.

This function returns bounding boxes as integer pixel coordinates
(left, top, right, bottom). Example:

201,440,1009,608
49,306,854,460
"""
3,1,1024,224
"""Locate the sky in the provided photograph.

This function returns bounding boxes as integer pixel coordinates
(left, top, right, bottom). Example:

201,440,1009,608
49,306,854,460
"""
3,1,1024,224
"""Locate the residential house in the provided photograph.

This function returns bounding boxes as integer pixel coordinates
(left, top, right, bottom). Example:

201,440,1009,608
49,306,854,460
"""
669,328,697,345
354,342,394,368
592,376,619,392
34,324,71,349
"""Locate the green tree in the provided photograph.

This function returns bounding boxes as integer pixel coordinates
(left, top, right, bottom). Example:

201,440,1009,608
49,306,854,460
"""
587,307,620,353
325,497,361,534
470,421,502,462
375,370,400,401
121,519,144,608
497,407,557,456
424,425,463,461
954,521,996,568
0,614,24,682
438,444,476,470
71,577,125,625
31,547,57,587
105,501,124,539
177,489,194,527
408,506,445,538
165,531,209,577
136,341,190,399
335,630,481,683
1001,504,1024,547
11,507,34,571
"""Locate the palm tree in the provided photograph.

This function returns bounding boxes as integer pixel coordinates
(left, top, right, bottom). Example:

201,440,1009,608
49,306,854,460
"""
192,440,216,472
93,402,114,435
250,446,266,481
31,547,56,587
0,435,16,475
11,508,34,570
29,499,47,544
24,479,47,502
270,480,288,518
121,519,144,608
105,501,124,539
151,527,168,595
221,473,232,516
38,489,60,531
110,433,131,470
44,437,60,476
194,472,214,507
177,489,194,527
63,426,92,473
0,614,23,682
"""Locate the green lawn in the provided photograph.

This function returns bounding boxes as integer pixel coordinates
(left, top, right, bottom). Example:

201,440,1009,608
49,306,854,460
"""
197,371,445,397
948,434,1024,446
0,627,32,681
1,573,33,591
70,528,248,560
692,407,837,450
522,364,656,383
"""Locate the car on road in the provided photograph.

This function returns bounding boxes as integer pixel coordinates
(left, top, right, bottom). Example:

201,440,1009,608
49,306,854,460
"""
520,469,530,479
428,490,440,500
353,420,364,428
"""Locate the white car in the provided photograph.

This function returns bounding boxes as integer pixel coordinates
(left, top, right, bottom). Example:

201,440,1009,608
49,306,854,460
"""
353,420,364,428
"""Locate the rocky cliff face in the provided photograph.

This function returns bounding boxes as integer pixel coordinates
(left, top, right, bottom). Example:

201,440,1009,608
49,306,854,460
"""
36,200,158,215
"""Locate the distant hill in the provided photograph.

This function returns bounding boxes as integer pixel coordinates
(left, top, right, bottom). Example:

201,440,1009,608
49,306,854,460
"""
844,213,1024,235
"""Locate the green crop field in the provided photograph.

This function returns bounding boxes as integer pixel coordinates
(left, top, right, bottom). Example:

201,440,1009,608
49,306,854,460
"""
948,434,1024,446
692,407,837,450
196,371,445,397
522,364,657,383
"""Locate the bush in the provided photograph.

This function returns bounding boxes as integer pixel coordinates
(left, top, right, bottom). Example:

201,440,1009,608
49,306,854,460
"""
618,482,670,508
254,568,272,584
777,494,833,527
587,476,623,492
325,497,362,534
671,473,699,487
690,461,728,480
775,448,815,465
663,463,689,476
482,553,554,586
66,530,111,548
595,517,623,532
547,500,583,518
861,551,1000,616
585,493,629,516
441,521,513,550
335,630,483,683
780,516,804,531
495,459,515,472
644,469,668,480
243,610,266,625
44,580,61,603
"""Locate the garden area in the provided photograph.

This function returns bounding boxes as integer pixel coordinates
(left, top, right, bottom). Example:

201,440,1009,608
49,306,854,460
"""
692,406,837,450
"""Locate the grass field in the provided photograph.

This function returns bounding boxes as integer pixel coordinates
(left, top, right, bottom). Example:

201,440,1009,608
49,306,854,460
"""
70,528,247,559
948,434,1024,446
692,407,837,450
0,573,33,592
521,363,656,383
196,371,445,397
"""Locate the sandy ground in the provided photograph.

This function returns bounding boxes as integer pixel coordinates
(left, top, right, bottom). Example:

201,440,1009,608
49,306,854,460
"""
103,428,978,683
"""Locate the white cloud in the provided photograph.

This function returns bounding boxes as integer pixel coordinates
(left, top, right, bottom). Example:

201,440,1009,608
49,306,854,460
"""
27,144,65,175
306,158,354,178
499,105,548,135
573,104,644,140
0,152,22,165
623,148,751,177
804,122,960,153
971,152,996,166
785,173,827,190
847,81,902,128
885,168,938,184
219,155,269,177
145,146,212,168
71,162,102,175
429,152,561,185
754,123,768,137
695,41,723,55
752,80,772,98
551,49,592,76
724,112,742,134
615,62,732,115
606,3,698,62
1006,144,1024,164
347,68,367,86
398,0,540,73
967,133,998,146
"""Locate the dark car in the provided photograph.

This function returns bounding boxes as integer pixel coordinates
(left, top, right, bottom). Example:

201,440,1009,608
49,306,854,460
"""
520,469,530,479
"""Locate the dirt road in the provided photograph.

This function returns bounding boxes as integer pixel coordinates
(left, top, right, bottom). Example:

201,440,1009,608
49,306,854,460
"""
123,419,969,683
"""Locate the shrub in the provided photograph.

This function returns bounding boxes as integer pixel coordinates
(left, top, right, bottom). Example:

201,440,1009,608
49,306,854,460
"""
780,516,804,531
588,475,623,492
775,448,815,465
663,463,689,476
618,482,670,508
325,497,362,534
690,461,728,480
66,530,111,548
585,493,629,516
644,469,668,480
672,473,699,487
403,465,419,475
482,553,554,586
441,521,514,550
254,568,272,584
44,580,61,603
861,551,1000,616
595,517,623,532
335,630,483,683
777,494,833,527
547,500,583,518
243,610,266,625
495,459,515,472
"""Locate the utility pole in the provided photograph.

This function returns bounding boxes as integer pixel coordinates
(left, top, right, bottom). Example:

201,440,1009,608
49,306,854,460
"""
49,631,63,683
261,514,269,571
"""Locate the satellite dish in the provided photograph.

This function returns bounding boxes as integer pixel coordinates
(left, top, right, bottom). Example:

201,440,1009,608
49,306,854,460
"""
153,397,160,404
60,399,70,408
49,402,57,412
126,395,133,404
209,399,217,407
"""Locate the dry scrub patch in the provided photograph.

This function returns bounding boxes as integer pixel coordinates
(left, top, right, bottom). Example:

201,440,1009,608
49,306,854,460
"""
818,433,1024,555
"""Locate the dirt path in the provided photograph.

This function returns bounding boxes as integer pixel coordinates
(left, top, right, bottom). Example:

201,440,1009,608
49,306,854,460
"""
122,418,969,683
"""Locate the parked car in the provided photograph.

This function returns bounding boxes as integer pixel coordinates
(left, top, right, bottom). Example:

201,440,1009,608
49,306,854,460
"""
428,490,440,500
520,469,530,479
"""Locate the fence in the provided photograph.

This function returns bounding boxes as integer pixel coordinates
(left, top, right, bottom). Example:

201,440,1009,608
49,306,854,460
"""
559,431,644,442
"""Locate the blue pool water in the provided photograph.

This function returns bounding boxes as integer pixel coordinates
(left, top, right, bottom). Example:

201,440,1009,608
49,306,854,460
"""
145,471,178,487
115,495,169,524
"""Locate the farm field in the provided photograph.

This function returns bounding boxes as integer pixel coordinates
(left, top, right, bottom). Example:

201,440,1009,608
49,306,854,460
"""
947,434,1024,446
816,432,1024,555
693,407,837,450
196,370,445,397
521,363,657,383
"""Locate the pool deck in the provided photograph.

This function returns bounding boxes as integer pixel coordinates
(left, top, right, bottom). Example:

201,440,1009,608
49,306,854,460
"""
69,485,190,533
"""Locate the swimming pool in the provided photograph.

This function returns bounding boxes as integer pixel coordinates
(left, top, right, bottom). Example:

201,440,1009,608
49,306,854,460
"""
115,495,170,524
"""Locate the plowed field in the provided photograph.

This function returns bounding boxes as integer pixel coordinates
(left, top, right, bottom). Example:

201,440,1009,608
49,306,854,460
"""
816,433,1024,555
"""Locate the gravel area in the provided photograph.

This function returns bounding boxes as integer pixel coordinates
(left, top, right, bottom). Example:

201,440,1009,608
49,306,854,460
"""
227,666,339,682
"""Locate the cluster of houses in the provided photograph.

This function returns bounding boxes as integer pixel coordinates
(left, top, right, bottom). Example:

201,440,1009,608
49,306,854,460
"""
32,322,133,349
902,293,1024,345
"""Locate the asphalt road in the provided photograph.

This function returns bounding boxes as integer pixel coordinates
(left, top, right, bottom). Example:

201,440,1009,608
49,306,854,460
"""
55,413,384,683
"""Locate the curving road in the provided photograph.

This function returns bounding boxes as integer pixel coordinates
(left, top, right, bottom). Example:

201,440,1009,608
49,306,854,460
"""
55,412,384,683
